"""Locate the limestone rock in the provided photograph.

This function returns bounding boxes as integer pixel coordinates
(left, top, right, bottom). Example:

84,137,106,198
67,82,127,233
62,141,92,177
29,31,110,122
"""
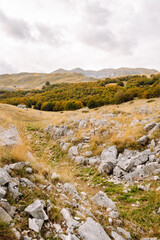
68,146,78,158
101,146,118,161
78,217,111,240
111,231,125,240
28,218,44,232
99,146,118,174
117,155,134,172
60,208,79,229
144,123,156,132
137,135,149,146
0,206,12,223
63,183,77,195
51,172,60,180
0,125,21,147
117,227,132,239
0,168,11,185
8,181,22,201
0,186,7,198
91,191,117,210
25,199,48,220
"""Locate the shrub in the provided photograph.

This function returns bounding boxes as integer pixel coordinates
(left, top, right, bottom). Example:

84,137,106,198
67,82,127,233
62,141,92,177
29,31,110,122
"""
117,81,124,87
34,101,42,110
41,102,53,111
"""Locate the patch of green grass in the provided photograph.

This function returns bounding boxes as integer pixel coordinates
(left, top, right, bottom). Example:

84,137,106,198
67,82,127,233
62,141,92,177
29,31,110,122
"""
0,153,16,166
76,167,97,181
26,124,41,131
147,99,155,103
119,191,160,238
0,221,13,240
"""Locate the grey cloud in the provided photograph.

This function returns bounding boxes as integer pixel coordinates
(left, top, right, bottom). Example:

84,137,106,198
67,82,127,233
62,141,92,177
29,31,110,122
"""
0,60,18,74
78,1,137,54
36,23,63,46
0,9,32,40
84,0,110,25
0,9,64,46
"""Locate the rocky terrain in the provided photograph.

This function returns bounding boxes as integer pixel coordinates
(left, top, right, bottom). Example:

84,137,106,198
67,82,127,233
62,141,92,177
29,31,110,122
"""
0,98,160,240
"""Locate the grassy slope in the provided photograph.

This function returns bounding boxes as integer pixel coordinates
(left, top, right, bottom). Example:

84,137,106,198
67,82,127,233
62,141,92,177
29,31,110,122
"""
0,72,96,90
0,99,160,239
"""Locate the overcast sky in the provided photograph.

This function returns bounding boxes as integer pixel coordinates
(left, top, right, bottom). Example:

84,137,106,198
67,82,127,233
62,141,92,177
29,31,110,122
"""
0,0,160,74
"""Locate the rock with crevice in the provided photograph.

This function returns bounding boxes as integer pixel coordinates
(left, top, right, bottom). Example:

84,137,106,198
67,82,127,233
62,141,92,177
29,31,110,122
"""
8,181,22,201
25,199,48,220
0,206,12,223
99,146,118,174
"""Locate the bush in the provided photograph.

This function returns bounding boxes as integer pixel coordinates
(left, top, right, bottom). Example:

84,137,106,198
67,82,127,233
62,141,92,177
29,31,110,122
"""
64,100,84,110
87,99,98,109
114,90,133,104
34,101,42,110
41,102,53,111
117,81,124,87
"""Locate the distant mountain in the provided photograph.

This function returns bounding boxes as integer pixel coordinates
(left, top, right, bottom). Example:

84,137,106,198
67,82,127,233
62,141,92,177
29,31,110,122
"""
0,67,158,90
52,67,158,78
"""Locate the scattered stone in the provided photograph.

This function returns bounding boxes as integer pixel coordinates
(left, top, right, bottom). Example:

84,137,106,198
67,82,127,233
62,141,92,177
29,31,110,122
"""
0,125,21,147
63,183,79,197
117,155,134,172
144,123,156,132
108,210,119,219
78,217,111,240
0,198,16,217
117,227,132,239
61,208,79,229
53,223,63,233
12,227,21,240
137,135,149,146
0,168,11,185
0,206,12,223
9,162,27,171
25,199,48,220
111,231,125,240
75,156,87,165
8,181,22,201
28,218,44,232
0,186,7,198
68,146,78,158
51,172,60,180
91,191,117,210
99,146,118,174
20,178,36,187
25,167,33,174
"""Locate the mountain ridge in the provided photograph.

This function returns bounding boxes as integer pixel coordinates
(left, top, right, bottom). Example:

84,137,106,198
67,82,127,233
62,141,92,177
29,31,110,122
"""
52,67,158,78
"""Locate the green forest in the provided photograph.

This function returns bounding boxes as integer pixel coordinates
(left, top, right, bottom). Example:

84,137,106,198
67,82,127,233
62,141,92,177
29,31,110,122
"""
0,74,160,111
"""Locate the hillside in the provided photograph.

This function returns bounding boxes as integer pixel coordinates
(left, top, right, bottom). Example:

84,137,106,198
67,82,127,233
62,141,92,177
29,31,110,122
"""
0,98,160,240
0,74,160,111
0,68,158,90
0,72,95,90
